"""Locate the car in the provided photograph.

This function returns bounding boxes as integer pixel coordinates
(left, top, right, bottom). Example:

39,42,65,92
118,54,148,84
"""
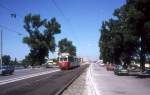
143,69,150,75
45,60,54,68
100,63,105,67
0,65,15,75
138,69,150,77
114,65,129,75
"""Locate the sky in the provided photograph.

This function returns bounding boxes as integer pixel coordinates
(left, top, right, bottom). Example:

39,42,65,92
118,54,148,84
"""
0,0,125,60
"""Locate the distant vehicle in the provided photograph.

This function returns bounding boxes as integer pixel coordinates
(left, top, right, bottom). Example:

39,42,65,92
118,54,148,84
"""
114,65,129,75
96,60,105,66
99,63,105,67
58,53,80,70
0,65,15,75
45,59,55,68
96,60,103,64
106,63,115,71
128,65,140,72
138,69,150,77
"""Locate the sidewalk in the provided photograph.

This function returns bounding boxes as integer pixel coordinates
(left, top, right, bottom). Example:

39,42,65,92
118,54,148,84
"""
62,63,101,95
63,62,150,95
85,63,101,95
88,63,150,95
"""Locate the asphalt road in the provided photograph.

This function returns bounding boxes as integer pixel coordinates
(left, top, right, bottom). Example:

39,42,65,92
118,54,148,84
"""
0,67,59,82
90,62,150,95
0,64,88,95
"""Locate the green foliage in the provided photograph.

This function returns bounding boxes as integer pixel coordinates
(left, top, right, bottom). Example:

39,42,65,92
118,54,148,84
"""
23,14,61,65
99,0,150,71
2,55,11,65
11,58,19,66
58,38,76,56
99,21,113,63
21,56,31,68
1,55,18,66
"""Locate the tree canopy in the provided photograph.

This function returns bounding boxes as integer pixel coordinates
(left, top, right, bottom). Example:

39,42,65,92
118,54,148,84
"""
99,0,150,71
58,38,76,56
2,55,11,65
23,14,61,66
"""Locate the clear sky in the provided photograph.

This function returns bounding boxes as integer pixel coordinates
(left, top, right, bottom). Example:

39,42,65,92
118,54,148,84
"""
0,0,125,60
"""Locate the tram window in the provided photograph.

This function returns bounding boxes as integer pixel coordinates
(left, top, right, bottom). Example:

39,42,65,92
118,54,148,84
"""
60,58,63,61
59,57,67,61
63,57,68,61
68,56,74,62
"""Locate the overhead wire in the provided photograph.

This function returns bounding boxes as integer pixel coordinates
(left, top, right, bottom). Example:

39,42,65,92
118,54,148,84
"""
51,0,69,23
51,0,79,42
0,1,80,43
0,24,24,36
0,3,23,19
0,3,25,36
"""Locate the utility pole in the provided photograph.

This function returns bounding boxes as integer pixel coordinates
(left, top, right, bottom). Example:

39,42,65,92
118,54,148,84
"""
0,30,2,69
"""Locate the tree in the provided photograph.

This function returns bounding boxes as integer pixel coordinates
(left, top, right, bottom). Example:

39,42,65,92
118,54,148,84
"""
58,38,76,56
113,5,139,67
21,56,31,68
1,55,19,66
2,55,11,65
99,21,113,64
99,0,150,71
23,14,61,65
121,0,150,71
10,58,19,66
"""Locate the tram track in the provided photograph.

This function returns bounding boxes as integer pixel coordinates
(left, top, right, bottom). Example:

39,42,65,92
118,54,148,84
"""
0,64,89,95
55,65,89,95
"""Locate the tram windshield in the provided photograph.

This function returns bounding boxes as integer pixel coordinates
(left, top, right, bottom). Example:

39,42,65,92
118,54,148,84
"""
59,57,68,61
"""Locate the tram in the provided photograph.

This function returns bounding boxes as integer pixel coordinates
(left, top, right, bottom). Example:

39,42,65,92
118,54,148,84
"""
58,53,80,70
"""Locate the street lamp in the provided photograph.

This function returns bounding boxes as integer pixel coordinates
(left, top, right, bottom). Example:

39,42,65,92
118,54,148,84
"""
0,29,3,69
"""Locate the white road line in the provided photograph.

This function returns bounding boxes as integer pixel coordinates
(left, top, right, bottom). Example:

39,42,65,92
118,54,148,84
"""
15,68,31,72
0,69,59,85
87,68,96,95
87,63,101,95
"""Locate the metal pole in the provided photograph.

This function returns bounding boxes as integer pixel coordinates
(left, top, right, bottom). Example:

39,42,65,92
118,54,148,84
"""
0,30,2,68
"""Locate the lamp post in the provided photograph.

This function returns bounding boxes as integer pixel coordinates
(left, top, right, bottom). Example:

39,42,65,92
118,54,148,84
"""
0,30,2,69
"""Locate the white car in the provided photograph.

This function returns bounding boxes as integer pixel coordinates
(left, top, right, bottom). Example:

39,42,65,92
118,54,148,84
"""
100,63,105,66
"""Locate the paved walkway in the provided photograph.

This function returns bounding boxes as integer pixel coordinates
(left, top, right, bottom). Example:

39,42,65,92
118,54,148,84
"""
63,62,150,95
87,62,150,95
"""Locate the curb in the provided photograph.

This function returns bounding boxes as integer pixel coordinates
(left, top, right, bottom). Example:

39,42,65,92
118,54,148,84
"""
55,65,89,95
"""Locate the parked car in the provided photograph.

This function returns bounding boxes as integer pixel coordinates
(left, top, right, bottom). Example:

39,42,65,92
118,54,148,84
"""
106,63,115,71
138,69,150,77
114,65,129,75
0,65,15,75
128,64,140,72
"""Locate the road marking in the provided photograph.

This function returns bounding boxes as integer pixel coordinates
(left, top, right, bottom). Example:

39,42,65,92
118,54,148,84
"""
0,69,59,85
86,63,101,95
86,68,96,95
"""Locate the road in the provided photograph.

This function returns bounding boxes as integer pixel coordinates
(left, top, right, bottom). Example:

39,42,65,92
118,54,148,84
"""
88,62,150,95
1,63,150,95
0,67,59,85
0,65,88,95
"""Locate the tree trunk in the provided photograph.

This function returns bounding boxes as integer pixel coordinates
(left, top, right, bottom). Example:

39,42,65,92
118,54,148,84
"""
140,52,145,72
140,37,145,72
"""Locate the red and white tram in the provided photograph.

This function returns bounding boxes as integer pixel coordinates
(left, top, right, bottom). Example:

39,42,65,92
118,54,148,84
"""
58,53,80,70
